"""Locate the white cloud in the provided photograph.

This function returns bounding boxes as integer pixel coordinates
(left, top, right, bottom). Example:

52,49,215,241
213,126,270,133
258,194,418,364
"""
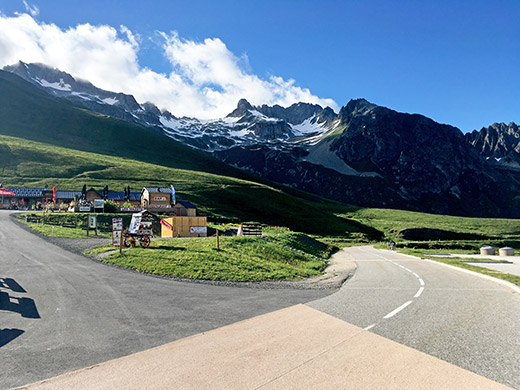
22,1,39,17
0,13,338,118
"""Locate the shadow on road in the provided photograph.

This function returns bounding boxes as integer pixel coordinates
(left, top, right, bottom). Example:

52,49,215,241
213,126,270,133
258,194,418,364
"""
1,277,27,293
0,328,24,347
0,277,40,319
0,291,40,318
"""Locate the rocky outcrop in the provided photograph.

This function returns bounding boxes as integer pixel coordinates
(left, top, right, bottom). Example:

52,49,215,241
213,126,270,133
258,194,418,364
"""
465,122,520,158
3,61,164,128
227,98,337,126
227,98,254,118
216,99,520,217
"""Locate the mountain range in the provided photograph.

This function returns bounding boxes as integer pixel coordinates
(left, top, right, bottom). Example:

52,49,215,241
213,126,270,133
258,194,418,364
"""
3,61,520,218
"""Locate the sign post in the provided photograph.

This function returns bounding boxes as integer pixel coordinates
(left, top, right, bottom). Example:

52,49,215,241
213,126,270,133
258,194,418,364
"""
112,217,123,248
94,199,105,213
87,214,97,236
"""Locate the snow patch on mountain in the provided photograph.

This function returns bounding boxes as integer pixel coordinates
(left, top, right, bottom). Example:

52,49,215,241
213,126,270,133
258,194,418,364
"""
229,128,254,138
291,116,327,136
248,110,280,122
102,97,119,105
37,78,71,91
3,62,340,154
70,92,92,101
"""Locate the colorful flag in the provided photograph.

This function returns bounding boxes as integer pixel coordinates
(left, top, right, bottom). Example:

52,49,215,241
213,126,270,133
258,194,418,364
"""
170,185,176,205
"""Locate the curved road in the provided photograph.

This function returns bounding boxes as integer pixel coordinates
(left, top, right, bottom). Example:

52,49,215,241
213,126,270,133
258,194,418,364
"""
2,213,520,389
0,212,331,389
308,246,520,389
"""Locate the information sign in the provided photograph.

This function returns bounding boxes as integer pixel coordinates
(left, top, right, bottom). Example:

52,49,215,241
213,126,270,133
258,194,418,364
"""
112,230,122,247
128,215,142,234
112,217,123,231
88,215,97,229
190,227,207,234
112,217,123,247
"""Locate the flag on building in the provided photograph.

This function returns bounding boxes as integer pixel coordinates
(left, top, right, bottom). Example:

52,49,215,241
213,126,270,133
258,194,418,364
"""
170,185,176,205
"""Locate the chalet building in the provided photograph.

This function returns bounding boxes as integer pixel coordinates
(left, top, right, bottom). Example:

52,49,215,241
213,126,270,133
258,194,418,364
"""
106,191,141,206
53,189,140,206
55,191,82,204
86,188,103,202
141,187,172,209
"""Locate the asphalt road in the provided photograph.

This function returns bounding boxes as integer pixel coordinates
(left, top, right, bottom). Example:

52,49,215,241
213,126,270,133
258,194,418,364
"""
308,246,520,389
0,212,332,389
3,213,520,389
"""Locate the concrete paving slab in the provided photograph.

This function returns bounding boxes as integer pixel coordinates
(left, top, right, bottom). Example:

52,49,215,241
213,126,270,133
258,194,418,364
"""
15,305,510,390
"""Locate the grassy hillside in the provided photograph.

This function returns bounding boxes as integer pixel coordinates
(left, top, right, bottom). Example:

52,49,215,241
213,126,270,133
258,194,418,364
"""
0,70,242,177
93,234,327,282
0,70,346,206
343,206,520,253
3,69,520,245
342,207,520,238
0,134,377,236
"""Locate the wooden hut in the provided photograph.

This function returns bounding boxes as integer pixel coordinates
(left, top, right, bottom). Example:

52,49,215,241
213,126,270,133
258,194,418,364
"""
160,216,207,238
172,200,197,216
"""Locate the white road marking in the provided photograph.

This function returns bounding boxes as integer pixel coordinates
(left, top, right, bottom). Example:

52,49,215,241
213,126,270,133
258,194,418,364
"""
414,287,424,298
383,256,427,322
364,324,376,331
384,300,413,319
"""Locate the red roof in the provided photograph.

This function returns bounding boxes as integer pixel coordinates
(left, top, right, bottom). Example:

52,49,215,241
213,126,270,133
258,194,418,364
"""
0,188,15,196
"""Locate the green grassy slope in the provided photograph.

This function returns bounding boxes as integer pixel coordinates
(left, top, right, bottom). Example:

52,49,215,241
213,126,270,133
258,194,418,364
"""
342,207,520,238
0,134,377,236
0,70,254,178
97,235,326,282
0,70,360,205
3,70,519,244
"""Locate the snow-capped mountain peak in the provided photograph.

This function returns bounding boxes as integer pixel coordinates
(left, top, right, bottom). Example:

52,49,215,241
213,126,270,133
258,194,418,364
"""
3,62,338,152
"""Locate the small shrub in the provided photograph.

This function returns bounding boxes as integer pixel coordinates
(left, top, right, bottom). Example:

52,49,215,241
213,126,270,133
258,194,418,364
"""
104,200,119,213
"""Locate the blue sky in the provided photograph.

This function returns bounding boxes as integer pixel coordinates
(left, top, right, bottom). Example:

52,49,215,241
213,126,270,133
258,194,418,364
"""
0,0,518,131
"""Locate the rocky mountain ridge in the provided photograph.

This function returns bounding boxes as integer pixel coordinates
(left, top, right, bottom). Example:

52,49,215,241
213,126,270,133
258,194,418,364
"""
3,61,520,217
465,122,520,170
4,62,336,152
